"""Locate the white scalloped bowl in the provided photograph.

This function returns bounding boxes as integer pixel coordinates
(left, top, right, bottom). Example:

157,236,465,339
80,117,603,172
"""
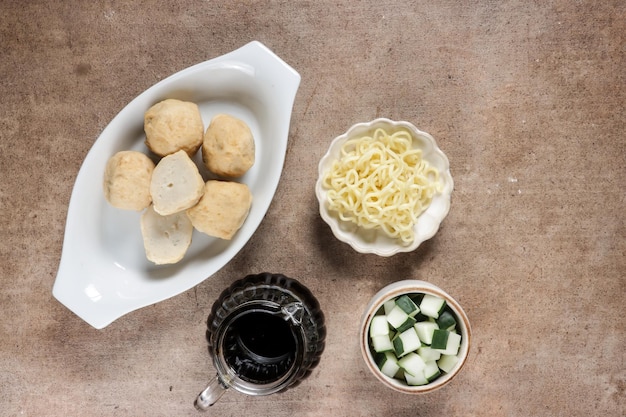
315,119,453,256
360,280,471,394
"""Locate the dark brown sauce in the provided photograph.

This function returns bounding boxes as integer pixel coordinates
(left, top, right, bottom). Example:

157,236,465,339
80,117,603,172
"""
223,311,297,383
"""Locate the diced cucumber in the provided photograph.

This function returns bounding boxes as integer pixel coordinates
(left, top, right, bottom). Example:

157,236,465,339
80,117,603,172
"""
371,334,394,353
423,360,441,382
431,329,450,350
405,369,428,386
370,315,390,337
420,294,447,319
434,331,462,356
437,354,459,373
386,305,410,329
392,327,421,357
398,352,426,377
395,295,420,317
369,291,464,386
383,299,396,315
417,346,441,362
396,316,416,332
436,310,457,331
375,351,400,378
414,321,439,345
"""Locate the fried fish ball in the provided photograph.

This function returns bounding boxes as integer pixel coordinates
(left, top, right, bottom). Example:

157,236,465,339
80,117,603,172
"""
150,150,205,216
144,99,204,157
140,204,193,265
103,150,154,210
186,180,252,240
202,114,255,178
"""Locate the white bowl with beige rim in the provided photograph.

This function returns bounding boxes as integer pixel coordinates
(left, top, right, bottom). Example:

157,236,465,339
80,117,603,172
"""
360,280,471,393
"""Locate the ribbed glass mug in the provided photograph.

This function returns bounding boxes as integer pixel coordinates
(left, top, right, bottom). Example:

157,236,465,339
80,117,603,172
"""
195,273,326,410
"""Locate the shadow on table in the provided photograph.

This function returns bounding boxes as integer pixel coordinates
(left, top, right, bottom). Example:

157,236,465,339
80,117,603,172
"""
310,200,439,286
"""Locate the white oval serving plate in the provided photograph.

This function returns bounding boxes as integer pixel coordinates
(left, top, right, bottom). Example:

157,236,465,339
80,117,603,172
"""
53,41,301,329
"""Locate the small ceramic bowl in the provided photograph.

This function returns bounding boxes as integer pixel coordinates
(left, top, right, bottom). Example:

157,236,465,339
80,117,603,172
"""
315,119,453,256
360,280,471,394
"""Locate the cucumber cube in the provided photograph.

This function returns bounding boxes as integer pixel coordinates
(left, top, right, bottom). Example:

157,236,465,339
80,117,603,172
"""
423,361,441,382
369,315,390,337
371,334,394,353
404,369,428,386
375,351,400,378
392,327,421,357
437,354,459,373
420,294,446,319
414,321,439,345
434,331,462,356
398,352,426,377
396,316,417,333
395,295,420,317
431,329,450,350
417,346,442,362
436,310,457,331
386,305,410,330
383,299,396,315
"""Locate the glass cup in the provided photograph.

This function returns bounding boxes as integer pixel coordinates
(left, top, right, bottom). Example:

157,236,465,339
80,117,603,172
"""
195,272,326,410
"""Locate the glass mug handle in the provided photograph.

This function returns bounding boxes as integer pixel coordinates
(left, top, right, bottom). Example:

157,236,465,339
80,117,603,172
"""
195,373,232,410
194,302,303,410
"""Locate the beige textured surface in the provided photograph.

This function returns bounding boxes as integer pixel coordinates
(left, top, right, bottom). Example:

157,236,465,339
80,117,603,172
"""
1,1,624,416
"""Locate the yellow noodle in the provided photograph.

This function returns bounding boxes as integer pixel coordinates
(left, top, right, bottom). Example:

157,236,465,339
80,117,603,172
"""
322,128,441,244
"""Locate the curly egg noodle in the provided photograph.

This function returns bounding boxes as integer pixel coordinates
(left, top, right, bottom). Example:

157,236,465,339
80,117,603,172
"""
322,128,442,244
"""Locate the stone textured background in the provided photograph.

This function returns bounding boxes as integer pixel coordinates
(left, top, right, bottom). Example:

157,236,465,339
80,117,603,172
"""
1,1,624,416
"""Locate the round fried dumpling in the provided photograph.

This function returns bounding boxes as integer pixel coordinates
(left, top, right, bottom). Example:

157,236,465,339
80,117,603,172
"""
140,204,193,265
103,150,154,211
202,114,255,178
144,99,204,157
186,180,252,240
